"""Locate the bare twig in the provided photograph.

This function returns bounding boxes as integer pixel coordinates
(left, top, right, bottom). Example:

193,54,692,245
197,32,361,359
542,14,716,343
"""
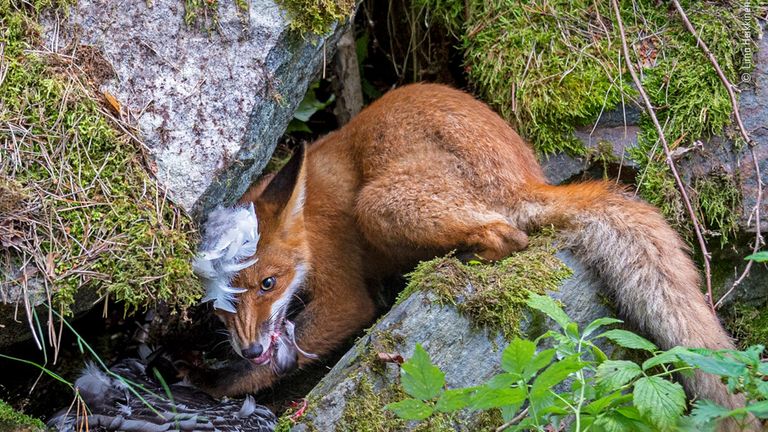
495,407,529,432
611,0,716,313
669,1,765,308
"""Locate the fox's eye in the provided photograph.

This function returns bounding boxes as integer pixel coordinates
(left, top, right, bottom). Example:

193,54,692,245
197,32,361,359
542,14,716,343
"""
261,276,276,291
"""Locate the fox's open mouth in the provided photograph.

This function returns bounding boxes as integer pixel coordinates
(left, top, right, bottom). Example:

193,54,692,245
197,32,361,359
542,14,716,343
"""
247,319,318,367
249,342,275,366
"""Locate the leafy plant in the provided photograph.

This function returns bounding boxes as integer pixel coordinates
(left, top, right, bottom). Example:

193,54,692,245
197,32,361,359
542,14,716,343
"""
386,293,767,431
745,251,768,263
286,81,336,133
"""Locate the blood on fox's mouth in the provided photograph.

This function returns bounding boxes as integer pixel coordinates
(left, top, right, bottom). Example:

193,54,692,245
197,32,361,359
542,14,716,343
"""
248,330,281,366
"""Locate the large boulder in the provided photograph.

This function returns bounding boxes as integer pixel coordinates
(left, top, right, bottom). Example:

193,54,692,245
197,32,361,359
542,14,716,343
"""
41,0,351,217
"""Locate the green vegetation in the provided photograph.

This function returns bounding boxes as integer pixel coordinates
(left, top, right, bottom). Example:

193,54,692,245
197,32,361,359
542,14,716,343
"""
183,0,249,30
0,400,45,432
387,294,768,431
276,0,354,35
728,304,768,349
694,172,742,247
398,230,572,339
0,1,199,313
413,0,760,243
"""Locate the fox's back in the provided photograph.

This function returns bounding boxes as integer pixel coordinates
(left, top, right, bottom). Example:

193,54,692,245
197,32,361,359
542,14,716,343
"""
338,84,547,195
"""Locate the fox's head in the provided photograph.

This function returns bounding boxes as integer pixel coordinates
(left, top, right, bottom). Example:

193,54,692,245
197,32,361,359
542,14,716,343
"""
193,146,316,374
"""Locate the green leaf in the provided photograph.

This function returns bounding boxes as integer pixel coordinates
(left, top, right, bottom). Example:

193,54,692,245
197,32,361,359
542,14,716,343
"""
642,346,687,370
596,360,642,390
592,411,640,432
470,387,526,410
286,119,312,133
385,398,434,420
484,373,517,389
633,376,686,431
745,251,768,262
526,293,570,328
677,351,747,378
745,400,768,418
502,338,536,375
689,399,732,425
757,381,768,398
400,344,445,400
584,391,631,415
530,354,585,398
435,388,474,412
599,329,657,352
583,317,624,338
523,348,555,381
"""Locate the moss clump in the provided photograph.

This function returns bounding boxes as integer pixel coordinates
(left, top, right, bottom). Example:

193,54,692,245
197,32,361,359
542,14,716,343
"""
337,376,405,432
398,230,572,340
0,2,199,313
335,367,501,431
726,303,768,349
276,0,354,35
414,0,761,246
694,172,742,247
183,0,249,31
0,400,45,432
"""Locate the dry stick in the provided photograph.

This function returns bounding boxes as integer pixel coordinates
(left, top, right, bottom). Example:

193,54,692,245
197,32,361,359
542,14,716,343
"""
610,0,716,313
669,0,766,308
495,407,529,432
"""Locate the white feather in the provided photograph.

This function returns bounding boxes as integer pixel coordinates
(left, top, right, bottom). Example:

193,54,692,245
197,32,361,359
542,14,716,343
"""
193,203,260,312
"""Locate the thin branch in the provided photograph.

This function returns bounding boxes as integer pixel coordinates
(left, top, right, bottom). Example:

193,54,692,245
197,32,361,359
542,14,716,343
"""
611,0,716,313
669,0,765,308
495,407,529,432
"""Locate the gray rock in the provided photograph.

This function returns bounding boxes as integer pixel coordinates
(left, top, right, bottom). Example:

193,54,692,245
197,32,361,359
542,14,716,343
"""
41,1,350,217
290,250,615,431
735,23,768,234
542,124,640,184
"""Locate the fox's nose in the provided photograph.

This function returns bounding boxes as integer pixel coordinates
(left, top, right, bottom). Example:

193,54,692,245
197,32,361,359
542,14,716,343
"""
241,343,264,359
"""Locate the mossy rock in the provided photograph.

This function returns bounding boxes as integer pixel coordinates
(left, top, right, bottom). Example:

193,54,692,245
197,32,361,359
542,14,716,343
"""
1,0,198,336
0,400,45,432
285,235,615,431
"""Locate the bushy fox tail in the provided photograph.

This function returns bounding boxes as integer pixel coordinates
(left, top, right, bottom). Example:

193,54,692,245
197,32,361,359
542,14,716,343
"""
522,181,739,409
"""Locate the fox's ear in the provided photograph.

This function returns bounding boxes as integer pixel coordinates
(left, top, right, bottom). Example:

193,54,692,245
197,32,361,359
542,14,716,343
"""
259,145,307,220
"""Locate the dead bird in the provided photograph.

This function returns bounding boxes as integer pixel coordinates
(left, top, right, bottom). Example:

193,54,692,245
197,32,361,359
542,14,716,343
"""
48,358,277,432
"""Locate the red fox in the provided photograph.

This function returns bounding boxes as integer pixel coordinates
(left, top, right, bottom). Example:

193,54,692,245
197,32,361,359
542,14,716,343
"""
191,83,741,411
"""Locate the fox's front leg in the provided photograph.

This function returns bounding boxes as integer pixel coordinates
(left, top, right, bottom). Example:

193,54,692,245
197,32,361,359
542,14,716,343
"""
292,276,378,369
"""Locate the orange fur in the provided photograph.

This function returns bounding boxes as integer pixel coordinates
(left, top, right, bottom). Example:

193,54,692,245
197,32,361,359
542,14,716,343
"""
196,84,746,423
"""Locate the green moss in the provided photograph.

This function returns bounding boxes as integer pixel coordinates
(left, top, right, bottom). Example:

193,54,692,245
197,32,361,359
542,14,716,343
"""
694,172,742,247
0,400,45,432
398,230,572,340
275,0,354,35
0,2,199,313
726,303,768,349
184,0,220,29
336,375,405,432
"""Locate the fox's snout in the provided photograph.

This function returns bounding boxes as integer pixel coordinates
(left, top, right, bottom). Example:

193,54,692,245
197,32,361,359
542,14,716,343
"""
241,342,264,359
